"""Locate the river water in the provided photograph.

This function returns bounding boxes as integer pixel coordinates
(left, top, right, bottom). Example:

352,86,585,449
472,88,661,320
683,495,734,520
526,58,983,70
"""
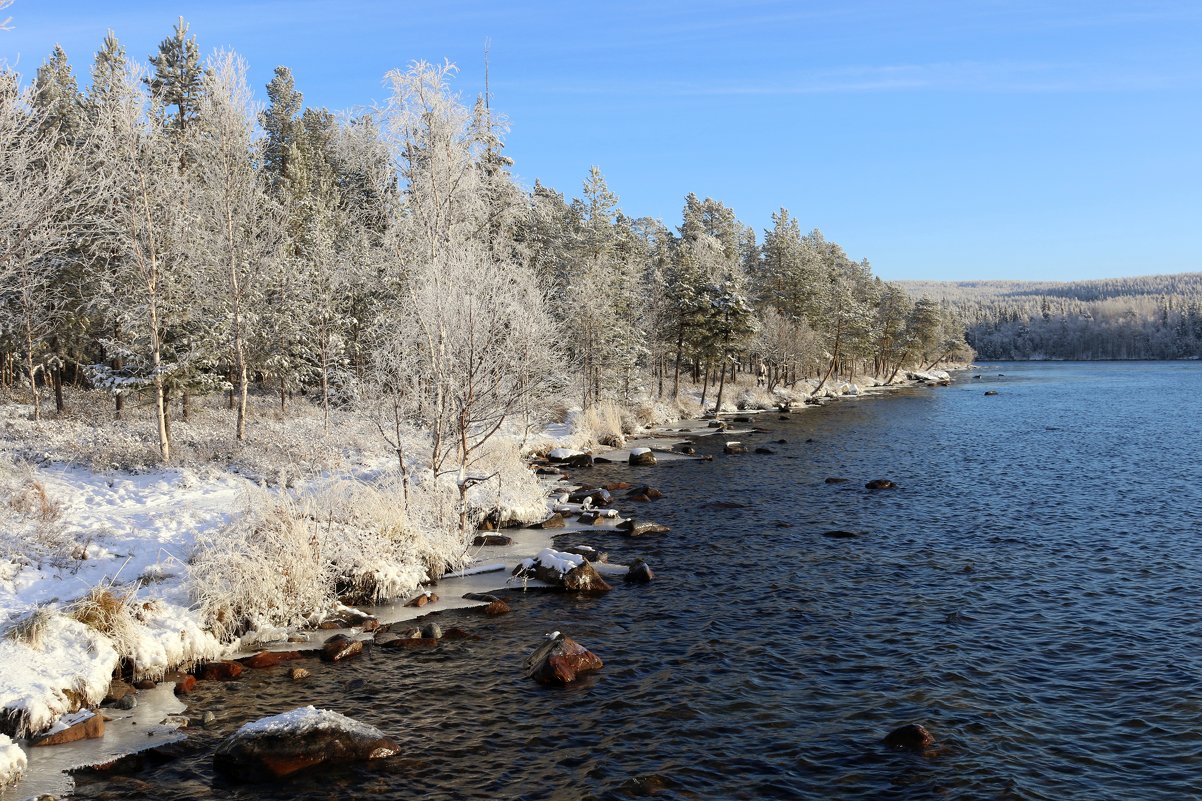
70,362,1202,800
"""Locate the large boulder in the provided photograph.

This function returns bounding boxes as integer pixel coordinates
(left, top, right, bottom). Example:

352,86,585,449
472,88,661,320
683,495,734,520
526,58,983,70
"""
525,633,604,686
624,558,655,584
512,548,612,593
213,706,399,780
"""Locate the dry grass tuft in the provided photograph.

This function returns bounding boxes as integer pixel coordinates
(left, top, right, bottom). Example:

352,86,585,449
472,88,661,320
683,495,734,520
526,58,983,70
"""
3,605,57,649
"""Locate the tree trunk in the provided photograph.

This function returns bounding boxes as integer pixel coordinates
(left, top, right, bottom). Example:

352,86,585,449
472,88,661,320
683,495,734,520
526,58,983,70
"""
53,368,64,414
672,328,684,399
699,362,711,411
714,356,729,415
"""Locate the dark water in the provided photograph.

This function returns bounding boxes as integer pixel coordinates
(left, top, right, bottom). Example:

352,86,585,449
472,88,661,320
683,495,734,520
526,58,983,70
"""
75,362,1202,800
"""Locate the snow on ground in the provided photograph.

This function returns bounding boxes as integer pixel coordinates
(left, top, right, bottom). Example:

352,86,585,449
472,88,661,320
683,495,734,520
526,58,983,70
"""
0,614,119,738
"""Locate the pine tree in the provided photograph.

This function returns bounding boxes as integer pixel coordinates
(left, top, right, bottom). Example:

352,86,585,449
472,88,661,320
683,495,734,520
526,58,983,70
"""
146,17,206,135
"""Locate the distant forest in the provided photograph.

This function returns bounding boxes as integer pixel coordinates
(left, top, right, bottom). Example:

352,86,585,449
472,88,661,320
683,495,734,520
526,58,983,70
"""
901,273,1202,360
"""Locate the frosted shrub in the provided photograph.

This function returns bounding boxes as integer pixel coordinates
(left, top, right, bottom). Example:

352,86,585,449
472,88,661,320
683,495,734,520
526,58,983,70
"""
69,586,141,659
576,400,629,447
191,491,332,640
466,441,548,526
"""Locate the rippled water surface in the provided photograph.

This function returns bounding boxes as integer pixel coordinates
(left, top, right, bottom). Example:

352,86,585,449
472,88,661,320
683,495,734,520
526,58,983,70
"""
74,363,1202,800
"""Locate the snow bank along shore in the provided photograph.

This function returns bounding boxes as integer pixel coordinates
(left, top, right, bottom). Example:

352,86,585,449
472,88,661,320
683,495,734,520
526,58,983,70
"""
0,367,959,798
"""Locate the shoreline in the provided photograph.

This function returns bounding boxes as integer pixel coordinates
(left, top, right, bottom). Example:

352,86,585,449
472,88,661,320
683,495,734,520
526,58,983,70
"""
0,366,966,799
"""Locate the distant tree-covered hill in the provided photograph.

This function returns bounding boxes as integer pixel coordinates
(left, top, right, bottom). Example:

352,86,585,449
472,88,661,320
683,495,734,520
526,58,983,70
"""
900,273,1202,360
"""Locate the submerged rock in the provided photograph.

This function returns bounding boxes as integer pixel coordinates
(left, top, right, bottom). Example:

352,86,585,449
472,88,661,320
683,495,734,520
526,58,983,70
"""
485,599,511,616
822,530,864,539
525,633,604,686
723,442,747,455
754,447,776,455
198,661,244,681
883,723,936,752
242,651,304,670
213,706,399,780
984,390,999,396
288,668,310,682
824,477,850,484
420,623,442,640
865,479,897,490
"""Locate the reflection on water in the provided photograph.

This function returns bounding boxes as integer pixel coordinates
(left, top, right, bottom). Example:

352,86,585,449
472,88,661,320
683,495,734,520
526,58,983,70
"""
69,363,1202,800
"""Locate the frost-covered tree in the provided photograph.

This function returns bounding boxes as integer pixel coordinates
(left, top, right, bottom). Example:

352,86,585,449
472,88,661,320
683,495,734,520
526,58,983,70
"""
394,244,560,530
0,71,99,420
90,63,195,461
192,50,281,441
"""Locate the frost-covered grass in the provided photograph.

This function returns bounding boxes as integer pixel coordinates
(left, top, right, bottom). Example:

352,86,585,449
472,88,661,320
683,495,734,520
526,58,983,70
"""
0,733,25,790
0,387,384,481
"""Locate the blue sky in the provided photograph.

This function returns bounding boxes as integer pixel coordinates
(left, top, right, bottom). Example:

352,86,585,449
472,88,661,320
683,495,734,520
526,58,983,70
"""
4,1,1202,281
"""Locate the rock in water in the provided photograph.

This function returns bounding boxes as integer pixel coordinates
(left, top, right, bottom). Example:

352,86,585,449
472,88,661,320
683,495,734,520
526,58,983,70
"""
512,548,612,593
883,723,935,752
532,512,566,529
472,534,513,547
525,634,604,686
984,390,999,396
320,634,363,663
823,530,863,539
824,477,850,484
624,559,655,583
622,522,671,537
485,600,511,616
213,706,399,780
30,710,104,747
865,479,897,490
628,448,657,466
724,442,747,455
198,660,244,681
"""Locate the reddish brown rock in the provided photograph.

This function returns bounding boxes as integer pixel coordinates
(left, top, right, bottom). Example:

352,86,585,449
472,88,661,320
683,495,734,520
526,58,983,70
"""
288,667,310,682
213,707,399,780
242,651,304,670
406,594,430,608
883,723,935,752
174,675,197,695
485,599,511,616
320,634,364,663
31,710,105,746
133,679,157,690
441,627,475,640
532,513,565,529
526,635,604,686
604,482,632,491
198,661,244,681
865,479,897,490
472,534,513,547
380,637,439,650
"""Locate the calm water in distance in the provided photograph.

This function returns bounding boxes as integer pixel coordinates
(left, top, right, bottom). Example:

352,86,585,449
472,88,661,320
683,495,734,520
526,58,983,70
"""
74,362,1202,800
